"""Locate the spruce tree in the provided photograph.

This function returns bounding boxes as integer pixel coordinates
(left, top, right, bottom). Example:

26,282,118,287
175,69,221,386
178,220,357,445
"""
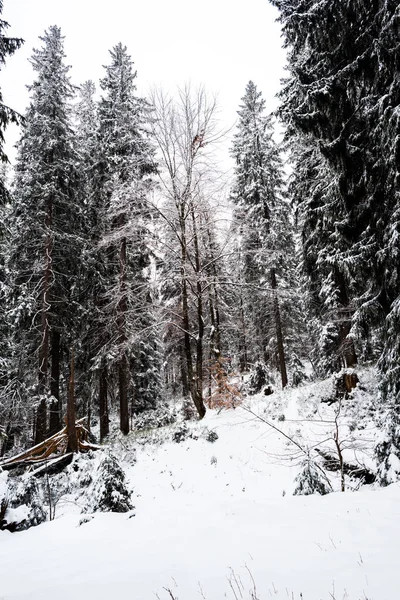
290,135,358,375
271,0,400,478
230,81,296,387
0,0,24,169
97,43,161,433
7,26,82,443
0,0,23,400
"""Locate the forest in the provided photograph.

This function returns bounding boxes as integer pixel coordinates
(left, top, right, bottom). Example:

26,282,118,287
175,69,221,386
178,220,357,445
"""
0,2,400,595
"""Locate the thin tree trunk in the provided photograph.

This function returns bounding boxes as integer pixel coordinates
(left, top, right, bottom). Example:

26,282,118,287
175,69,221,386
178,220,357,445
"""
180,342,190,397
119,355,129,434
35,208,53,445
48,330,61,435
208,285,224,395
271,267,288,388
190,203,205,415
99,365,109,441
239,293,248,373
66,348,78,453
180,220,206,419
118,236,129,434
205,217,223,392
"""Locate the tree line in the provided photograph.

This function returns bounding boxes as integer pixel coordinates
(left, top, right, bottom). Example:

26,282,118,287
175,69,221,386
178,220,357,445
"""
0,0,399,484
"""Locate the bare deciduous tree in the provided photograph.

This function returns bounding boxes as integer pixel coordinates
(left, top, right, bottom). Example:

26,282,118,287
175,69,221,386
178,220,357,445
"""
151,85,227,418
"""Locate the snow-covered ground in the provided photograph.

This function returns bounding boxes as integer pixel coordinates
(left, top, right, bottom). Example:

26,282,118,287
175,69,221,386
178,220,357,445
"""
1,369,399,600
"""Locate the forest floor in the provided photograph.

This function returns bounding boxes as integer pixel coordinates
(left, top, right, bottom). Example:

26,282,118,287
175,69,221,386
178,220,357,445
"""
1,366,400,599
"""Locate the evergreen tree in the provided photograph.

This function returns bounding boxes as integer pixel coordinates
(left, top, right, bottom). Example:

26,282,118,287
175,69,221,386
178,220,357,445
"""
271,0,400,478
230,81,296,387
0,0,24,169
0,0,23,404
290,135,358,375
96,43,161,433
7,26,82,443
73,80,107,432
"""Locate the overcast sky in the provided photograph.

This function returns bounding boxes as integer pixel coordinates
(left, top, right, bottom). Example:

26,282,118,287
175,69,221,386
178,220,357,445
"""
2,0,287,163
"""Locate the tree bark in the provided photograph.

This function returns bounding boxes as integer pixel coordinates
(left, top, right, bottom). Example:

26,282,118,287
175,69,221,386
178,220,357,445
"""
180,342,190,397
118,236,130,434
99,365,109,441
190,203,205,416
205,217,223,392
35,204,53,445
334,267,357,369
119,355,129,434
48,330,61,435
180,219,206,419
66,348,78,453
271,267,288,388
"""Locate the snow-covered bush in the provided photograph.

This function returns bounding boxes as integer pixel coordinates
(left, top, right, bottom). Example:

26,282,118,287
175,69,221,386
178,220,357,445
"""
4,472,47,531
181,397,197,421
83,453,133,513
376,417,400,486
293,458,332,496
290,355,309,387
172,423,190,444
134,403,176,431
205,429,219,443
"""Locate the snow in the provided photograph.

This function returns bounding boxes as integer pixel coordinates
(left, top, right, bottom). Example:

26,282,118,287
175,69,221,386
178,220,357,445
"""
1,373,400,599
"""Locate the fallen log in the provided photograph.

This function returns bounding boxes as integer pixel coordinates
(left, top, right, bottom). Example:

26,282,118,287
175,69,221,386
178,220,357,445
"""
0,419,100,472
315,448,376,484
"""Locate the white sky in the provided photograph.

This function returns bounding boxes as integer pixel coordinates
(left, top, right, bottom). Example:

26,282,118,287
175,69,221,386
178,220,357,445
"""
2,0,287,163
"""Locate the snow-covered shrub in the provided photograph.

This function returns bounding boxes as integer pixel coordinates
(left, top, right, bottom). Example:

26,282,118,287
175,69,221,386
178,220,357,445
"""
6,473,47,530
247,361,271,395
172,423,190,444
205,429,219,443
83,453,133,513
375,416,400,486
181,397,197,421
290,355,309,387
293,458,332,496
134,403,176,431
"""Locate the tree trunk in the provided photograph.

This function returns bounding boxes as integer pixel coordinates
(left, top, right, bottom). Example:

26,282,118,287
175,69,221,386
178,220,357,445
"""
205,217,223,393
35,223,53,445
48,330,61,435
99,365,109,442
191,203,205,416
334,267,357,368
119,355,129,434
271,268,288,388
66,348,78,453
180,342,190,397
180,220,206,419
237,246,248,373
118,236,130,434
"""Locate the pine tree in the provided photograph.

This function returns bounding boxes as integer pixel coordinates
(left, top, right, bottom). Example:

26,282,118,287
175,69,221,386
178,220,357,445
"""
230,81,296,387
73,80,107,433
7,26,82,443
96,43,160,433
